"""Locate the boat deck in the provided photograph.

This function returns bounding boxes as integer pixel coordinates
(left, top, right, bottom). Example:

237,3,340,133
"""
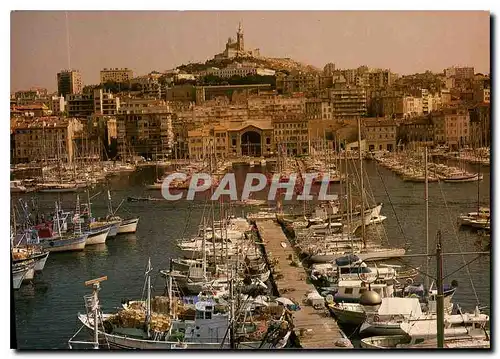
255,219,352,349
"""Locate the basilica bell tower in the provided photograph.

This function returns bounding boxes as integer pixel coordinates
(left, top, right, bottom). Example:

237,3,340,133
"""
236,22,244,51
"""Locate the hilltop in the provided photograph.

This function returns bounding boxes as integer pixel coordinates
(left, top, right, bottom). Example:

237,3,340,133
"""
177,56,320,75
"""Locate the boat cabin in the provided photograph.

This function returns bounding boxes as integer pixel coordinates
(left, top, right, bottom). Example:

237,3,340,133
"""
182,301,229,344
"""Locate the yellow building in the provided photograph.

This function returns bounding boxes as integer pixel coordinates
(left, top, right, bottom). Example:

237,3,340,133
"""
12,117,83,164
363,117,398,152
100,68,134,84
272,113,309,156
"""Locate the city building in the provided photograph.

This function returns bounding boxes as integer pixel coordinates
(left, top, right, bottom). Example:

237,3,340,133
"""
363,117,397,152
166,85,197,102
276,71,319,95
93,89,120,115
431,107,470,149
66,93,94,118
11,117,83,164
195,84,272,104
323,63,336,76
468,103,490,148
272,113,309,156
57,70,83,97
14,88,49,106
11,104,51,118
474,88,490,104
402,96,423,119
203,63,275,78
130,73,163,98
116,102,174,159
329,84,367,120
100,68,134,83
397,115,434,149
445,66,475,79
50,96,66,115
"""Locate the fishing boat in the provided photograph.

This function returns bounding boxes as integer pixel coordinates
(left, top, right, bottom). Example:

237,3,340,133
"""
443,173,482,183
86,226,111,245
127,196,163,202
69,264,292,349
117,218,140,234
39,201,88,252
38,183,79,193
10,180,27,193
12,260,36,289
12,248,50,273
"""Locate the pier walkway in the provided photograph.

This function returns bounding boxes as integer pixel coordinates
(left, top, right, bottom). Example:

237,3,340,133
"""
255,219,352,349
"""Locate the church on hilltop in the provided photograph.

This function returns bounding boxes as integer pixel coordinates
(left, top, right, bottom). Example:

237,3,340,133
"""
214,23,260,60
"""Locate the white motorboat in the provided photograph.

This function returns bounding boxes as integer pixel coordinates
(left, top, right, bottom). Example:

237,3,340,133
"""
361,306,490,349
10,180,27,193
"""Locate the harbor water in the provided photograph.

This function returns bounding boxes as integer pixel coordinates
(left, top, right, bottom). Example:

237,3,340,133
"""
12,161,491,349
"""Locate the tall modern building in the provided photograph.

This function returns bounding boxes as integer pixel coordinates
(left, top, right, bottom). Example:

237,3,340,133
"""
57,70,83,97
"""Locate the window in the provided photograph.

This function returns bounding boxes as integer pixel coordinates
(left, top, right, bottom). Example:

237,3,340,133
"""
344,288,353,295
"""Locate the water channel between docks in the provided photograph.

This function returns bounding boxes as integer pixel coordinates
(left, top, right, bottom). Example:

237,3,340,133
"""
254,219,353,349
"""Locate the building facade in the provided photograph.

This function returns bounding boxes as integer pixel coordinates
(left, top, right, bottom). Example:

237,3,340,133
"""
57,70,83,97
329,84,367,120
66,93,94,118
363,118,397,152
12,117,83,164
100,68,134,83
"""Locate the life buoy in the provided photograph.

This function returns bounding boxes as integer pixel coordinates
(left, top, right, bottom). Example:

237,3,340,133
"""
373,314,380,322
406,278,414,285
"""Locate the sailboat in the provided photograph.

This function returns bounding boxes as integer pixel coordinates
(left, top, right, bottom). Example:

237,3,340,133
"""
38,201,87,252
70,260,290,349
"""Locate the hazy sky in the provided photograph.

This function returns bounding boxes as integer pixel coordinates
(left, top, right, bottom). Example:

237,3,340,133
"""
10,11,490,92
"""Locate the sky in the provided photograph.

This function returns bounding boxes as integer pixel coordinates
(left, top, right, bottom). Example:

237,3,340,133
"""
10,10,490,92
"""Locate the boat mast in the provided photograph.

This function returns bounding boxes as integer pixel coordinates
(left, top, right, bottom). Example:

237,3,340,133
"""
424,146,429,291
357,117,365,243
202,217,207,280
146,258,152,338
436,231,444,348
74,195,82,235
107,190,113,217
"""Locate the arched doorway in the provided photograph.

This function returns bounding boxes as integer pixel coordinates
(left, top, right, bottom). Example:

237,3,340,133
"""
241,131,261,157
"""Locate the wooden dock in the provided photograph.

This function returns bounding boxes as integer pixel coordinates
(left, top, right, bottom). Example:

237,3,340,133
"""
255,219,353,349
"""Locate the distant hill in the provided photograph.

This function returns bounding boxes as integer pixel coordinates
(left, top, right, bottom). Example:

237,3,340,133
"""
177,56,320,75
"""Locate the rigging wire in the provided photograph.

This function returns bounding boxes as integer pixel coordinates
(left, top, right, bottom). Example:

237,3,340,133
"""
374,161,410,249
436,179,480,305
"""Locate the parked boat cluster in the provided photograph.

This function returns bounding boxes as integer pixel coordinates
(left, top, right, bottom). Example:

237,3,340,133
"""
10,161,137,194
11,191,139,290
69,213,295,349
375,154,483,183
433,147,490,167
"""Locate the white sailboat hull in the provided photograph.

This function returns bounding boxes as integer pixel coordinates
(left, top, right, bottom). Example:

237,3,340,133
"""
117,218,139,234
40,234,87,252
86,227,110,245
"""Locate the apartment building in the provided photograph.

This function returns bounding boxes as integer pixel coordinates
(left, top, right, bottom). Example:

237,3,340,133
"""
100,68,134,83
66,93,94,118
12,117,83,164
93,89,120,115
272,113,309,156
363,117,397,152
116,102,174,159
57,70,83,97
329,84,367,120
